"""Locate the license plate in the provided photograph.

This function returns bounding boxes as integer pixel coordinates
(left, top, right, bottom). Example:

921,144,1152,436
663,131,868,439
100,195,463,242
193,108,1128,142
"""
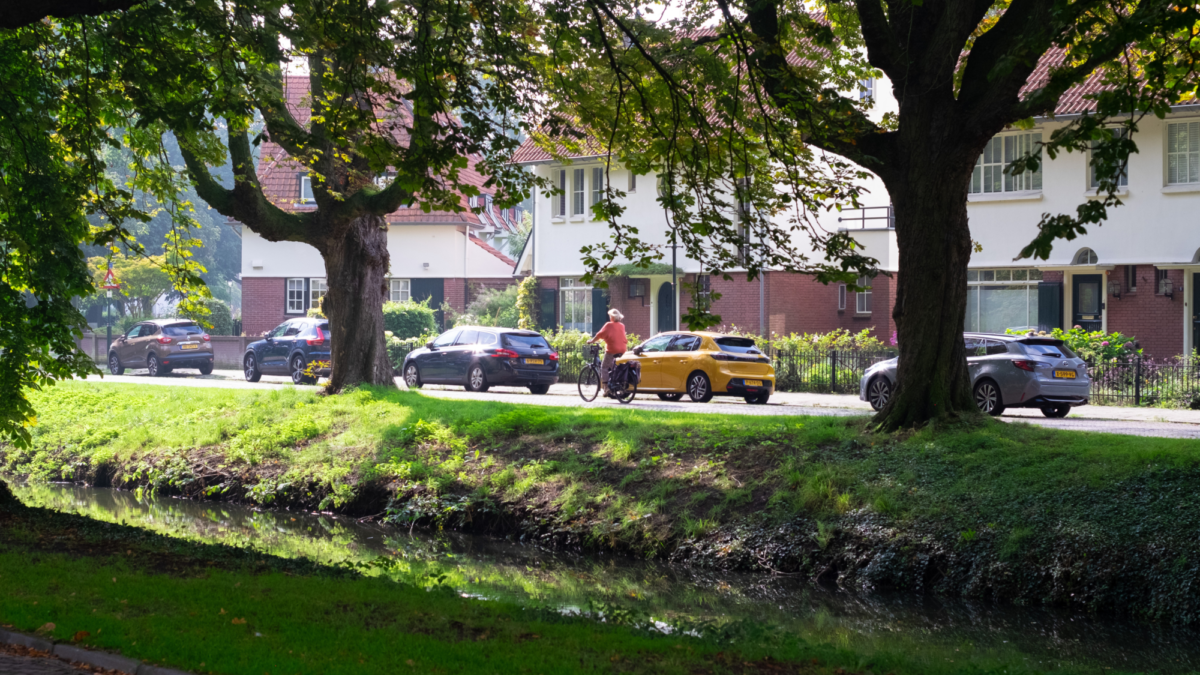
1054,370,1076,379
180,344,199,350
524,358,544,365
744,379,763,387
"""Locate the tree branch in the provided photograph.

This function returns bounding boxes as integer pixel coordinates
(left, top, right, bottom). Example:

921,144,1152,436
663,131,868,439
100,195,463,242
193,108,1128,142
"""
856,0,904,80
179,121,312,244
0,0,141,30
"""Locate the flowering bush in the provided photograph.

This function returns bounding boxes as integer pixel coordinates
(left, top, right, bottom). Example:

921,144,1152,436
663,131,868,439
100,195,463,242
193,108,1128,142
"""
1006,326,1140,362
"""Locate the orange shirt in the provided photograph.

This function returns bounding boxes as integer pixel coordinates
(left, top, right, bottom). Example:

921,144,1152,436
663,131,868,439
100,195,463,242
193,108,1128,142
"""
594,321,627,354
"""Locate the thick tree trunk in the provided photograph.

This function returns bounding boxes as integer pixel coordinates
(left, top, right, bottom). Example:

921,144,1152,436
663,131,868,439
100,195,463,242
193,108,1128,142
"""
321,213,395,391
874,150,979,429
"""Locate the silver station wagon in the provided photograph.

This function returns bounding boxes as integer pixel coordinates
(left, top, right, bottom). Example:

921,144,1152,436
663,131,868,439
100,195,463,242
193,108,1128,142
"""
860,332,1090,418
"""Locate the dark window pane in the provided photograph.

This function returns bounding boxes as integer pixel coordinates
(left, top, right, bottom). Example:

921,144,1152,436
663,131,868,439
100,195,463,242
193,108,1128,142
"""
163,324,203,337
502,333,550,349
715,337,761,354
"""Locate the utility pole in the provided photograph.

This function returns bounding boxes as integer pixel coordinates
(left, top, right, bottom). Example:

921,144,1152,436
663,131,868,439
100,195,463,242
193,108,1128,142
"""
101,262,120,362
671,226,678,331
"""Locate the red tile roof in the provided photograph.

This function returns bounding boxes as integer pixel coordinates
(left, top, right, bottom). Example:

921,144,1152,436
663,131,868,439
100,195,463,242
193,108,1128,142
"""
257,76,495,227
513,47,1194,163
470,235,516,266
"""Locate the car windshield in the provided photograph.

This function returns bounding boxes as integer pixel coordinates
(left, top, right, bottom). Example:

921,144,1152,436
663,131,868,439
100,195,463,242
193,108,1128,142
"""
163,324,203,337
715,337,761,354
1021,340,1076,358
502,333,550,349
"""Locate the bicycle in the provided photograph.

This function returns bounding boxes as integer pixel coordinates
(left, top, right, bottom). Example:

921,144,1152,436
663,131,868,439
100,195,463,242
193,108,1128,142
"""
578,344,638,404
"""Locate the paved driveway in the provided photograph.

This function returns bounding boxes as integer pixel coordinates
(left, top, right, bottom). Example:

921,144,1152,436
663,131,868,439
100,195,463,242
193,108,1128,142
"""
82,369,1200,439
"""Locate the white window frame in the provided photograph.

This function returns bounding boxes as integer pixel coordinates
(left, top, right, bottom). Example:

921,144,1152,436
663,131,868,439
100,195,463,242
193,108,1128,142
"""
1167,120,1200,185
389,278,411,303
1125,265,1137,294
970,132,1043,194
554,170,567,218
286,278,306,314
1089,128,1129,189
855,276,872,314
858,77,874,101
591,167,604,209
375,171,396,189
838,284,846,311
964,268,1044,332
559,277,592,332
309,278,328,310
572,168,585,216
299,176,315,204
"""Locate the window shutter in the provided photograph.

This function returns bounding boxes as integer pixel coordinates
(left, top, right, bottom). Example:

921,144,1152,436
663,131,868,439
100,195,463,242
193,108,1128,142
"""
538,288,557,330
1037,281,1063,333
591,288,609,334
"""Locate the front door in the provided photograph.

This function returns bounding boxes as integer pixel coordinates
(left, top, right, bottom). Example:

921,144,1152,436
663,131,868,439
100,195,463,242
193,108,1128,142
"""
264,322,300,372
657,282,675,333
661,334,701,391
1194,273,1200,353
1072,274,1103,332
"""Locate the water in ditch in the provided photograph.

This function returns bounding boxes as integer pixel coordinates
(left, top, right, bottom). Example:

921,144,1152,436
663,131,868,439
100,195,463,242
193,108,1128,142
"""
11,482,1200,674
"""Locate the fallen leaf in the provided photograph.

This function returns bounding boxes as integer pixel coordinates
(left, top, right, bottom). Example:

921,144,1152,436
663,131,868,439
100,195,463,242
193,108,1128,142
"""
72,631,90,642
406,659,415,666
112,578,117,583
232,618,247,625
36,623,55,634
219,608,226,615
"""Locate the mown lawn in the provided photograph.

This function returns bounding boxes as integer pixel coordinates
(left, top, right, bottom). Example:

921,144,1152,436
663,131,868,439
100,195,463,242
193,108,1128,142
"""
6,381,1200,553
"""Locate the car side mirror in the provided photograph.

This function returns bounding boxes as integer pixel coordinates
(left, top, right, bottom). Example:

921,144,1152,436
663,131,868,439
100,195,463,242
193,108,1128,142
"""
633,347,644,356
426,341,436,350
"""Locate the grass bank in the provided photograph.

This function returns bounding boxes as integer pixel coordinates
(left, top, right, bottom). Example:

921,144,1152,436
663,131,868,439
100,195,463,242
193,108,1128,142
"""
6,381,1200,623
1,482,888,675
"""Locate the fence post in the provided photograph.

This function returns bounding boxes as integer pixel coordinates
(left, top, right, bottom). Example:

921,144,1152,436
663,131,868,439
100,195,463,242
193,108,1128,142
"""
1134,356,1142,407
830,350,838,393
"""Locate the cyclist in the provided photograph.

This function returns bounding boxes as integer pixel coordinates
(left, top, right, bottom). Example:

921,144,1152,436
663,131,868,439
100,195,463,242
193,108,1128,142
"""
587,308,627,386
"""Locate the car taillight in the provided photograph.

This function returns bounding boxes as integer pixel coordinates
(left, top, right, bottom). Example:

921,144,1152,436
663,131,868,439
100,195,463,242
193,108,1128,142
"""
307,327,325,346
709,353,734,361
491,348,519,358
1012,360,1036,372
156,336,172,345
548,352,559,361
201,334,211,342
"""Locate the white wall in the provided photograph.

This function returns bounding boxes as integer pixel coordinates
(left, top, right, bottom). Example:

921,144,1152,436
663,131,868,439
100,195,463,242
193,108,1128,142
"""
967,111,1200,267
242,225,514,279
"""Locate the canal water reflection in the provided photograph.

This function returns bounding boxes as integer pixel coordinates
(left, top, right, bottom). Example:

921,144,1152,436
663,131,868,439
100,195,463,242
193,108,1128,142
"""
12,482,1200,674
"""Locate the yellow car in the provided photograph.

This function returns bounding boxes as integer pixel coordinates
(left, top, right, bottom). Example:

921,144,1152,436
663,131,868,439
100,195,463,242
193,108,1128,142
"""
617,331,775,404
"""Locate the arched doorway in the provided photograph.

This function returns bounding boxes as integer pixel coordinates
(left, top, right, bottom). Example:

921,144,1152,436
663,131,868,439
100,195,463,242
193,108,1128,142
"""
657,282,675,333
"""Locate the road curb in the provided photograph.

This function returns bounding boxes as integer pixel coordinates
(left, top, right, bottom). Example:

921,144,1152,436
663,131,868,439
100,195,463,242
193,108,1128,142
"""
0,627,193,674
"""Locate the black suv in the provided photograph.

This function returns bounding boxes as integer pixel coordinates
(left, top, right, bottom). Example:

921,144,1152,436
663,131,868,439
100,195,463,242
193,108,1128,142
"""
243,317,331,384
401,327,558,393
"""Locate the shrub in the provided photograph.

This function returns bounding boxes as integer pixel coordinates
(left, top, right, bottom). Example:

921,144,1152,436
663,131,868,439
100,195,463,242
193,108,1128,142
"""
383,299,438,339
516,275,539,330
464,285,520,327
1006,326,1140,362
180,297,234,335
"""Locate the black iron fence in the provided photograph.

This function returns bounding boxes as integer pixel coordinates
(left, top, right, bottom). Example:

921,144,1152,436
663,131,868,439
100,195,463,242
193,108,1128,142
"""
1086,357,1200,408
768,348,897,394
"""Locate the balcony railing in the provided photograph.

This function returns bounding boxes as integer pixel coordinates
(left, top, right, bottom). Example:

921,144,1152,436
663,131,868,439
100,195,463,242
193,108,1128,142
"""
837,205,895,230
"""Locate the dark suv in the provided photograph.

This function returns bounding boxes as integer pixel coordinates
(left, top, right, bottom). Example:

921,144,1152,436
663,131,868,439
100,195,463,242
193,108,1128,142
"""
401,327,558,393
108,319,214,376
243,317,332,384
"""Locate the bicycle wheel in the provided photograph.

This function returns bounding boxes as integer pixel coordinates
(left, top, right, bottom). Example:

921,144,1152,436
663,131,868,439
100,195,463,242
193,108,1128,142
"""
578,365,601,402
612,379,638,404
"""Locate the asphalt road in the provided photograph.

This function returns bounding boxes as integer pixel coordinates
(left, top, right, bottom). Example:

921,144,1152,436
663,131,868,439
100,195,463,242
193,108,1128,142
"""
81,369,1200,440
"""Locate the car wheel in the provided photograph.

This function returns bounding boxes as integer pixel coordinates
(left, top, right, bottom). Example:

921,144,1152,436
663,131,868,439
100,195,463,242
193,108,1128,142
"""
465,364,489,392
973,380,1005,416
243,353,262,383
199,361,213,376
657,393,684,402
108,353,124,375
528,384,550,395
147,354,165,377
744,391,770,405
404,363,422,389
866,377,891,411
291,355,317,385
686,372,713,403
1041,404,1070,418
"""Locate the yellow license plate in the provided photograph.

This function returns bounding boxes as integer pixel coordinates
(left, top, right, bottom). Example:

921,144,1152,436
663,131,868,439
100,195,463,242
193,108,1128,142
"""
744,379,763,387
180,344,199,350
525,358,544,365
1054,370,1076,379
